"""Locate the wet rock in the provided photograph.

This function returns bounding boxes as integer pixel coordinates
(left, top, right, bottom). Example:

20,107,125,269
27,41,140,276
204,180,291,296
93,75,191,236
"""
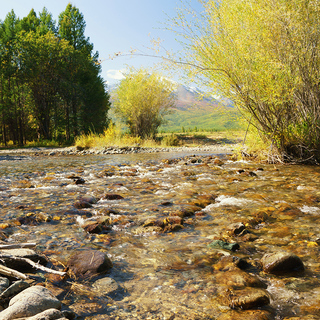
92,277,119,295
67,250,113,277
213,256,248,271
0,249,47,271
82,217,111,234
228,222,246,236
12,308,67,320
73,200,92,209
0,286,61,320
215,269,267,288
208,240,240,251
164,216,183,226
0,281,30,299
172,205,202,218
143,219,164,229
79,195,98,204
101,194,124,200
226,287,270,310
74,178,85,185
160,201,173,206
164,224,184,232
217,309,274,320
0,277,9,294
16,213,51,226
190,194,216,208
65,208,92,217
261,251,304,274
242,233,259,242
133,226,163,235
96,208,119,216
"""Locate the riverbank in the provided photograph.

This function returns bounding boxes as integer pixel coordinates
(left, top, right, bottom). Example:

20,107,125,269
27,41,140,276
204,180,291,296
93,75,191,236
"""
0,143,240,157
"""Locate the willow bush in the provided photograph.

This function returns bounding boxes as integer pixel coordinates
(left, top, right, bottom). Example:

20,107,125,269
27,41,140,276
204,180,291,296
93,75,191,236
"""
172,0,320,163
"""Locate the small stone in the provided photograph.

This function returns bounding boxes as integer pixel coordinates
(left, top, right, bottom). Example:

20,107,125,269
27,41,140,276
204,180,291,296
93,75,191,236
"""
74,200,92,209
208,240,240,251
228,222,246,236
79,195,98,204
92,277,119,295
216,269,267,288
261,251,304,274
74,178,85,185
101,194,124,200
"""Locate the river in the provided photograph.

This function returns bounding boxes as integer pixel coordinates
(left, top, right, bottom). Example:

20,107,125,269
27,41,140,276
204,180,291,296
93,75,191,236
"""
0,149,320,319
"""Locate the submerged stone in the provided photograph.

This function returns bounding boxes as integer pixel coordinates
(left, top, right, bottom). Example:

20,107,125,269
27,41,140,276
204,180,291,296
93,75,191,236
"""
226,287,270,310
215,269,267,288
208,240,240,251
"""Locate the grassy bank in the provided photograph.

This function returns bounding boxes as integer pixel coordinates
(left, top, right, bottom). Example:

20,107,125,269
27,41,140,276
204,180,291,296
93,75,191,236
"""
74,125,244,150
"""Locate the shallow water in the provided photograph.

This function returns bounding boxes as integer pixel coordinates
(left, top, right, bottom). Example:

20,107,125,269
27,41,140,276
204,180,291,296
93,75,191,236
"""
1,151,320,319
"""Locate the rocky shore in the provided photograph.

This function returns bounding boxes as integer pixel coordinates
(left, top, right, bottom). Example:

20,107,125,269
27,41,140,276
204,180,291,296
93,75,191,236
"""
0,144,239,157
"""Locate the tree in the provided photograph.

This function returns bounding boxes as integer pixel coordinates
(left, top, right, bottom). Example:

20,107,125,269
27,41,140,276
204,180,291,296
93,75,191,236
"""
0,5,110,145
113,68,175,139
172,0,320,162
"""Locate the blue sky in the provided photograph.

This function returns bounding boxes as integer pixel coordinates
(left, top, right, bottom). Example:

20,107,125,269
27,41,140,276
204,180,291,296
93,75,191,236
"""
0,0,204,86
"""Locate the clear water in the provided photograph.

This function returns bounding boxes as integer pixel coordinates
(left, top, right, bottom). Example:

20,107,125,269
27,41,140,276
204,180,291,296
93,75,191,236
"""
1,151,320,319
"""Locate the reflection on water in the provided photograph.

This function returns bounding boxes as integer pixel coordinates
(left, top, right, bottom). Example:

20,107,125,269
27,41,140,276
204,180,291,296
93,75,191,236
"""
1,151,320,319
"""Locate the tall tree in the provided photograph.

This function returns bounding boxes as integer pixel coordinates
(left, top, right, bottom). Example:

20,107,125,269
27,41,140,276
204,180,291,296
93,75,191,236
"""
173,0,320,162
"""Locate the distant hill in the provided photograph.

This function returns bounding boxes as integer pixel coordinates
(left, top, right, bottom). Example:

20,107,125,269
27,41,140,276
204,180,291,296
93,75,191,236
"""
161,85,243,132
108,83,243,132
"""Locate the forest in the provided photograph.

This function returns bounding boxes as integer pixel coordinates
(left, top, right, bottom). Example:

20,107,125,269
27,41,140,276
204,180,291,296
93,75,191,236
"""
0,4,110,146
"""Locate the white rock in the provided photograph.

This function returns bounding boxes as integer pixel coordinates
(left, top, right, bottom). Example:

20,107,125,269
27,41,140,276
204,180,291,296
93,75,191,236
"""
0,286,61,320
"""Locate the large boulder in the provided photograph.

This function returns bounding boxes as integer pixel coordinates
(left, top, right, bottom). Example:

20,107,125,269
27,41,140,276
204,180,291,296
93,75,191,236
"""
0,286,61,320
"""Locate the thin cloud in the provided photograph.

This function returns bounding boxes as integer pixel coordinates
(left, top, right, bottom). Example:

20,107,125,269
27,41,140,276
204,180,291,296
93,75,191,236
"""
106,69,126,80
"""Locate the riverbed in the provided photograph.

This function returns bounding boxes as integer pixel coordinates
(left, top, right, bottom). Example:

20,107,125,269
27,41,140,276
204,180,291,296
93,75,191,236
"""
0,148,320,319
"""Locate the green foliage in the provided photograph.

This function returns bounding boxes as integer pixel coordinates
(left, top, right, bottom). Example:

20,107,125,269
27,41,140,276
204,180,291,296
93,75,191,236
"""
173,0,320,162
0,5,110,146
160,106,243,132
113,67,176,139
161,133,180,146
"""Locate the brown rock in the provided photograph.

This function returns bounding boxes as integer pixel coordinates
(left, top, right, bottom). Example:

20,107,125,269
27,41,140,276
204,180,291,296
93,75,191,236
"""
261,251,304,274
217,309,274,320
102,194,124,200
216,269,267,288
67,250,112,277
226,287,270,310
73,200,92,209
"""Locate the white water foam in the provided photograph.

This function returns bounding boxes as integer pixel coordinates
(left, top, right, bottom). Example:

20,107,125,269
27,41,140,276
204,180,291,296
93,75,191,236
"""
300,205,320,214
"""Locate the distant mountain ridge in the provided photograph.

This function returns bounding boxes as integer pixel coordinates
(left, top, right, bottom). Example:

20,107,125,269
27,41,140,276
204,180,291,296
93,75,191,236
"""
108,83,241,132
